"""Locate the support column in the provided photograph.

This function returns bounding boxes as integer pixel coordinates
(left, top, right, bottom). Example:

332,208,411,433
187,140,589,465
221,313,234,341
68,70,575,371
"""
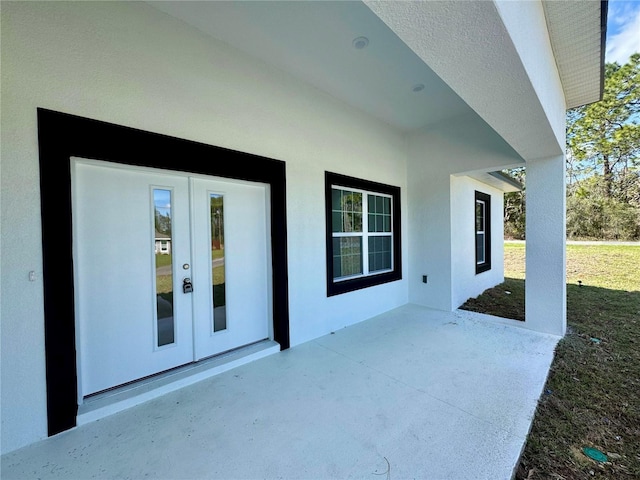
525,155,566,336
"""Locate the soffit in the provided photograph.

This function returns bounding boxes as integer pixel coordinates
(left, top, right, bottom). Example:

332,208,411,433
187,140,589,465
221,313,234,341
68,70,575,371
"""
484,171,522,193
542,0,606,109
456,170,522,193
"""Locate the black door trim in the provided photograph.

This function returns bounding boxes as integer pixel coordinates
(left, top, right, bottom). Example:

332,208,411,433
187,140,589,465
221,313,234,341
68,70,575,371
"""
37,108,290,436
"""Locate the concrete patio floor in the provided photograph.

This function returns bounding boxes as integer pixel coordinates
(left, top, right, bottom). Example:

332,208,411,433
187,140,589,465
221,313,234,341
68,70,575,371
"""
1,304,560,480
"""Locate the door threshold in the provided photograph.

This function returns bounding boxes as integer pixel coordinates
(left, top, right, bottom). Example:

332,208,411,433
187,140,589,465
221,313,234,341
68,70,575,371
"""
77,339,280,426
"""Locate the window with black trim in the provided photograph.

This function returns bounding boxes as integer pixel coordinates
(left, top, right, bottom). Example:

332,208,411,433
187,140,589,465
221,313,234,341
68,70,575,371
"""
475,191,491,274
325,172,401,296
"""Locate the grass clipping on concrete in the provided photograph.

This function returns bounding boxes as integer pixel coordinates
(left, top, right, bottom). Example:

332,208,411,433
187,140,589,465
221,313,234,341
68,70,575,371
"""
461,243,640,480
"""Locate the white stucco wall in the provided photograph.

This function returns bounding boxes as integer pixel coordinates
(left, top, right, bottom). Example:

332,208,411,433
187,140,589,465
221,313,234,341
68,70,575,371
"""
494,0,566,149
405,114,522,311
525,155,567,336
365,0,568,337
1,1,409,454
450,177,505,309
364,0,564,161
1,0,572,455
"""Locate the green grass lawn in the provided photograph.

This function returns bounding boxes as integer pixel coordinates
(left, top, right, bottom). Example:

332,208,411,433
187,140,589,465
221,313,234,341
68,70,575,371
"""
462,242,640,479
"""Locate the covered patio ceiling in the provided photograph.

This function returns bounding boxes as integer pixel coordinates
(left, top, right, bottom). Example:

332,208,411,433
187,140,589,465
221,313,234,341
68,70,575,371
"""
148,1,605,163
147,0,475,132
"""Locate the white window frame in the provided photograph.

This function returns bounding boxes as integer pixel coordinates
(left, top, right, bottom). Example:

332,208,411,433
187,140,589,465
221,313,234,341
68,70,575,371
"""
331,184,394,282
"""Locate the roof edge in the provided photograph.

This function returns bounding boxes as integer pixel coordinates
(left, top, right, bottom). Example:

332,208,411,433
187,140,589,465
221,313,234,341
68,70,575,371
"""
489,171,523,191
600,0,608,101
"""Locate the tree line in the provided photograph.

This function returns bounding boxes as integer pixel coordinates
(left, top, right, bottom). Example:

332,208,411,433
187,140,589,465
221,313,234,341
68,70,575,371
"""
504,53,639,241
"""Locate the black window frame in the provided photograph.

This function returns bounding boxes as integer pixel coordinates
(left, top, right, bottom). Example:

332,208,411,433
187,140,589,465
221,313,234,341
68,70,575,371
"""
325,172,401,296
475,190,492,274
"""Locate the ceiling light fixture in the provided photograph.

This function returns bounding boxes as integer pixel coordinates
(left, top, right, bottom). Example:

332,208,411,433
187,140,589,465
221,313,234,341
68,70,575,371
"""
353,36,369,50
412,84,425,93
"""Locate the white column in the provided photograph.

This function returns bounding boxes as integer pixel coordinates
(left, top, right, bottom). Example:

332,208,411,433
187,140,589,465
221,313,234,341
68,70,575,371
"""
525,155,566,336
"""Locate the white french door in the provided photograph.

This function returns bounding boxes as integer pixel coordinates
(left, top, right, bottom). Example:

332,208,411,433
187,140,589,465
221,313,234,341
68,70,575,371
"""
72,159,270,398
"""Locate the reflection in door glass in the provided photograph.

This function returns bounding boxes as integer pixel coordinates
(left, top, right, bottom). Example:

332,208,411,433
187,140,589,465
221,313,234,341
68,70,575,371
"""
154,189,175,346
210,194,226,332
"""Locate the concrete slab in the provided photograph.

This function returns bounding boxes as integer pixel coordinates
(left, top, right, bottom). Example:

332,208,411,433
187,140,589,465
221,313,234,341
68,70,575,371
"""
1,304,560,479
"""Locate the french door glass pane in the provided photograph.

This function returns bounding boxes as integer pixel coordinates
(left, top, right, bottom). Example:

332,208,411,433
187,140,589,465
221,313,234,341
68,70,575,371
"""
210,194,227,332
154,189,175,347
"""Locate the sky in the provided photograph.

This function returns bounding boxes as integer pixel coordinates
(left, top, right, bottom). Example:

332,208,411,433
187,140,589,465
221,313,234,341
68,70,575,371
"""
605,0,640,64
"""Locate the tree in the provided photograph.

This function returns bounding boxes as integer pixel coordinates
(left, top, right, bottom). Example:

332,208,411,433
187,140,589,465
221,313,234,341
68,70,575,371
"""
566,53,640,200
503,55,640,241
566,176,640,240
564,53,640,240
210,195,224,249
155,209,171,235
503,167,526,239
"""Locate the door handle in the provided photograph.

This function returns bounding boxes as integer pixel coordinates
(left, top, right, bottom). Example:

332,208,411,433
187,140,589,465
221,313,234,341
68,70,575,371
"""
183,277,193,294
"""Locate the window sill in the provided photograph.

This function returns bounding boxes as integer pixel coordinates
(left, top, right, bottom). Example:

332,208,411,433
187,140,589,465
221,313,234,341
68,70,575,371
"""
328,270,401,297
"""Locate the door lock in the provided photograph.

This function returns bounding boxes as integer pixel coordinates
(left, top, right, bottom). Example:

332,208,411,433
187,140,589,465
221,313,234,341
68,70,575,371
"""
182,277,193,294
